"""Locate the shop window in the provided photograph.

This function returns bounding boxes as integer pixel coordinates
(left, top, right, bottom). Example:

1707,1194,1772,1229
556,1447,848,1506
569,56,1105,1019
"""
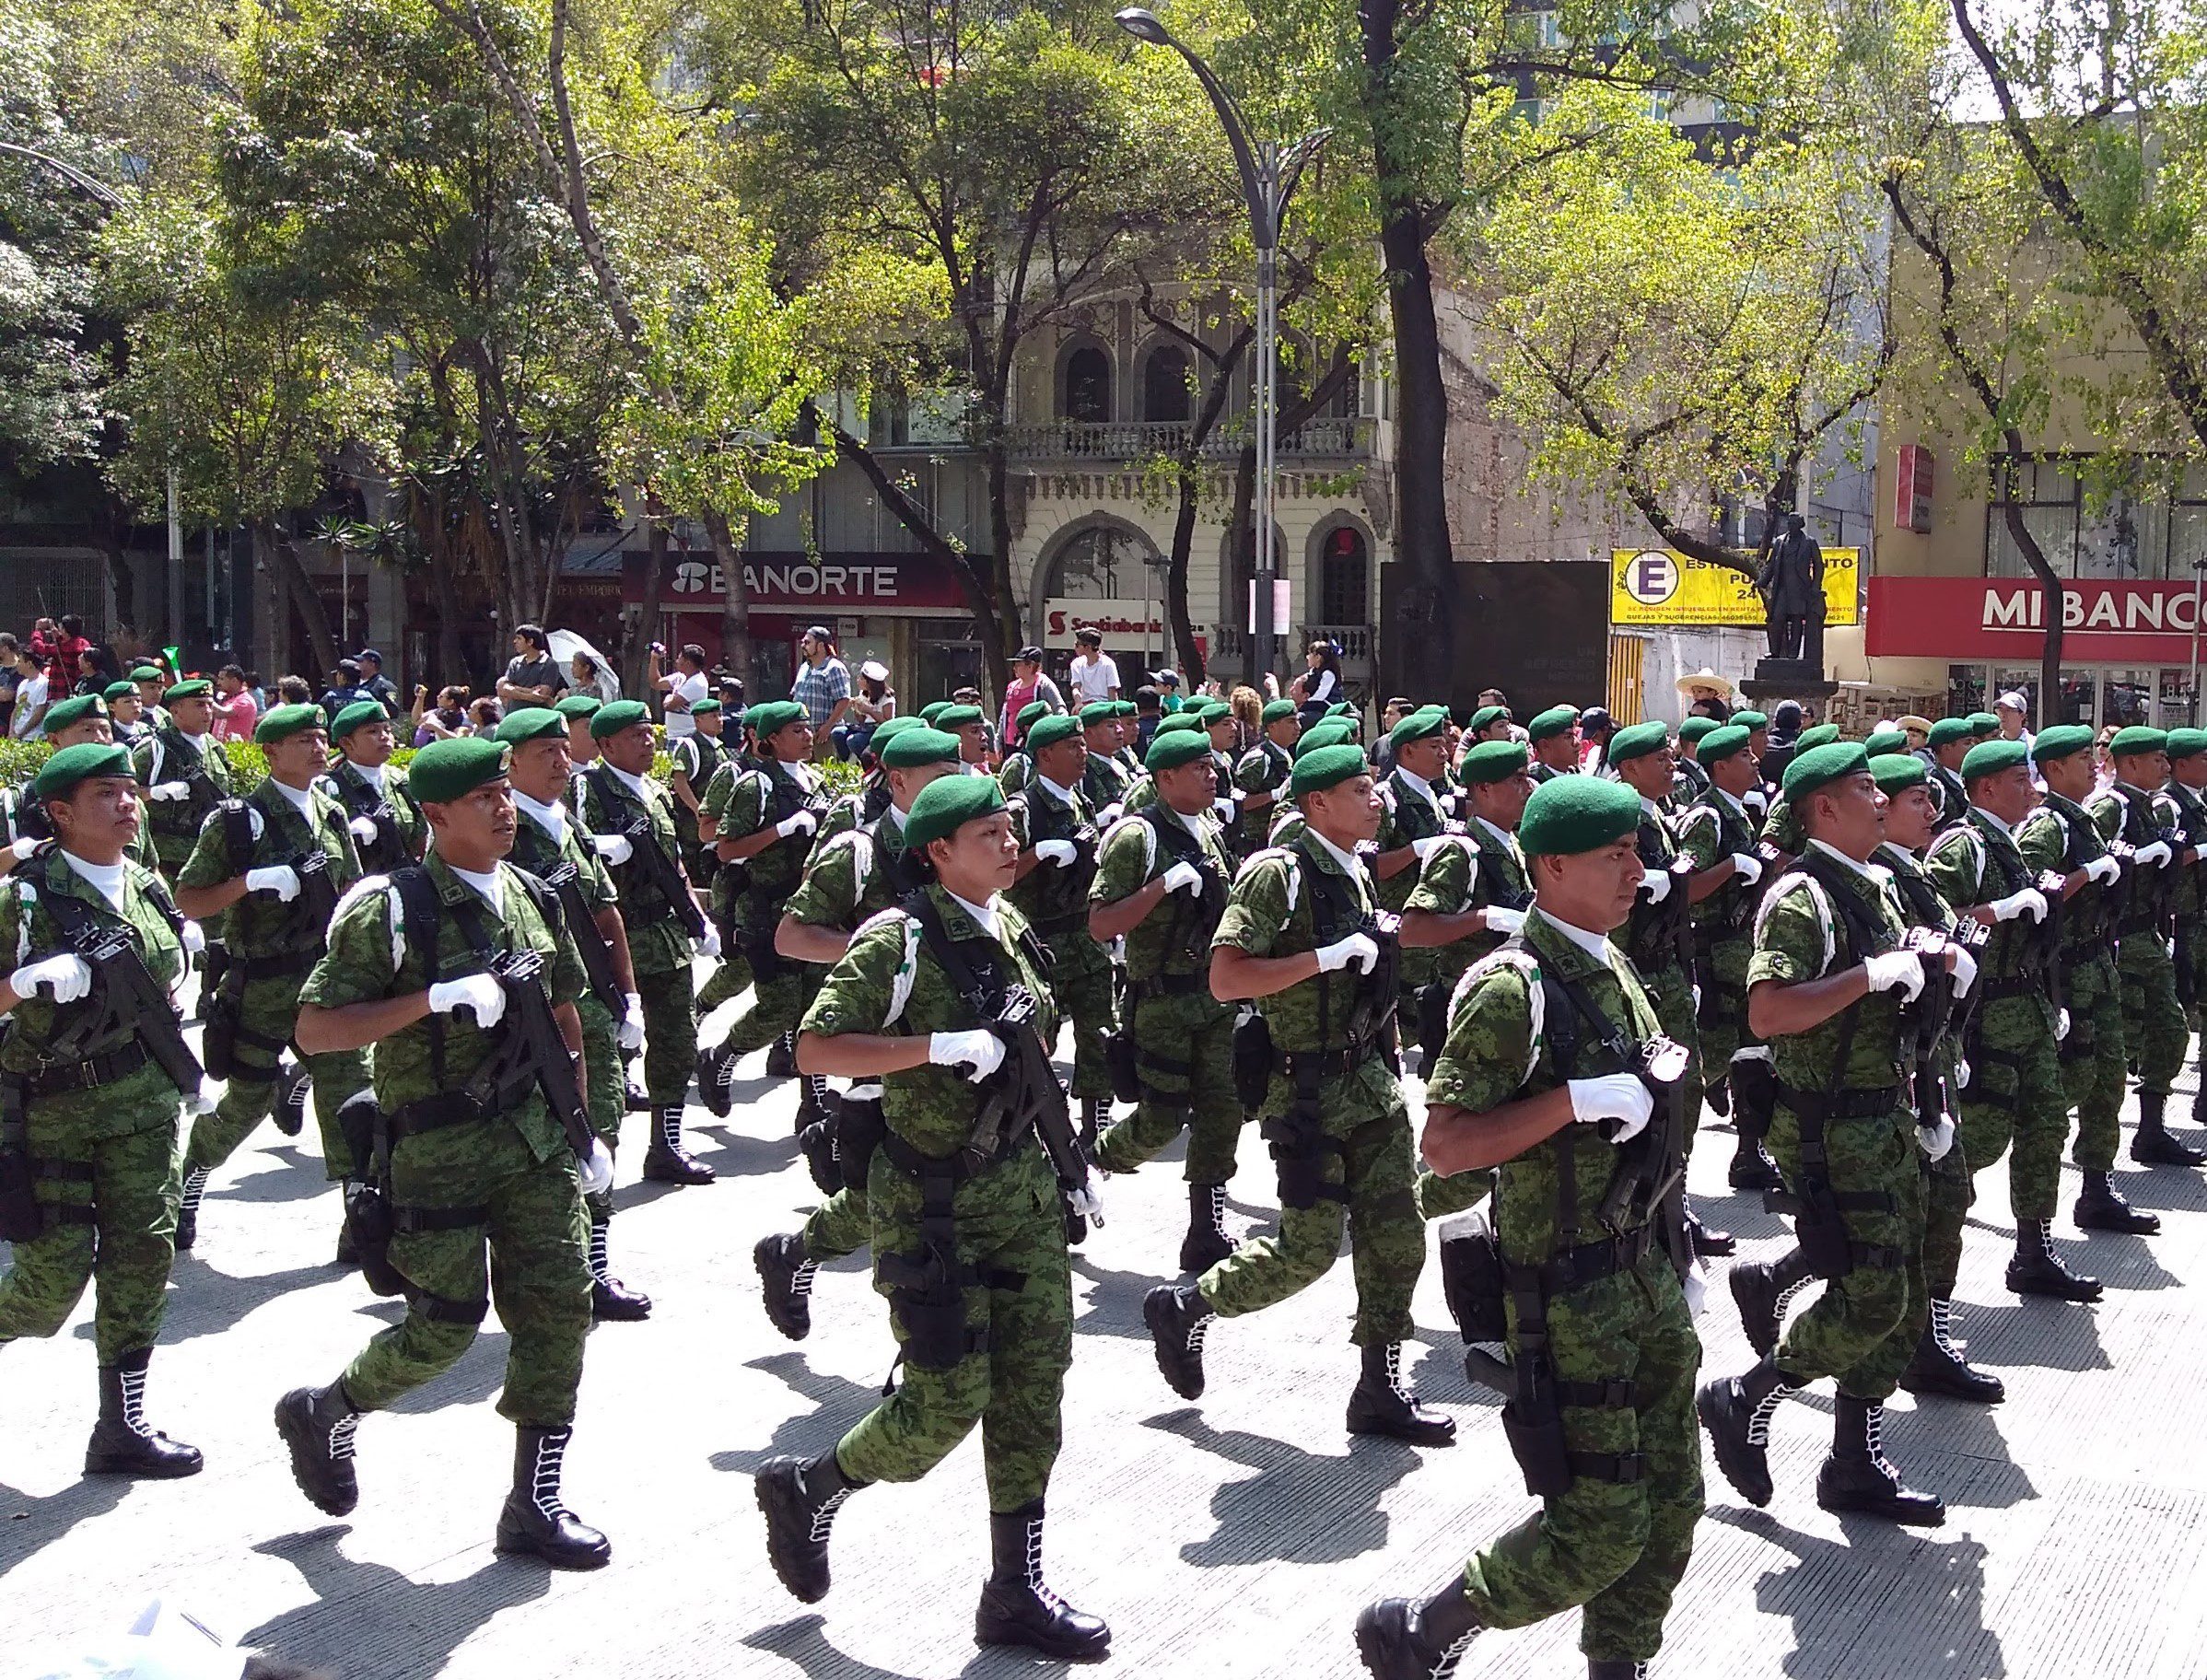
1987,456,2207,580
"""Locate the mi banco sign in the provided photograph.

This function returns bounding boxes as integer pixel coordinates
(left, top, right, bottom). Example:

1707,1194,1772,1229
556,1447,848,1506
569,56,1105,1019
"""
1866,577,2207,663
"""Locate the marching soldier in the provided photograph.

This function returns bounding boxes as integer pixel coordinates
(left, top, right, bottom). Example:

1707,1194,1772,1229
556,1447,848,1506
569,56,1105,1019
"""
131,678,236,878
1232,698,1302,844
2163,730,2207,1144
1,696,159,876
756,774,1108,1660
1672,715,1718,807
1087,725,1244,1272
555,692,601,785
0,743,207,1477
940,704,993,773
171,706,369,1254
102,681,149,746
1525,707,1581,783
1923,718,1974,830
577,700,720,1184
1142,742,1451,1446
1356,776,1702,1680
129,666,171,735
668,694,729,886
325,700,425,876
1465,704,1513,744
819,716,913,843
1699,742,1954,1528
498,708,651,1322
276,735,611,1569
1372,708,1458,1079
1078,704,1131,817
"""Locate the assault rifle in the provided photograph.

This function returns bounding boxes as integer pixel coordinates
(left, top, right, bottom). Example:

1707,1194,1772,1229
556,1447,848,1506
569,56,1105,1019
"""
41,895,203,1096
535,859,626,1017
986,986,1103,1241
621,816,707,942
466,949,595,1158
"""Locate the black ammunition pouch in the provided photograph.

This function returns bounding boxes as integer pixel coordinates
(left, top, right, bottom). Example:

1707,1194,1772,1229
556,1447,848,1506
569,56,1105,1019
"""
1777,1082,1905,1278
199,965,243,1081
833,1091,886,1194
1487,1237,1652,1499
1262,1051,1367,1209
0,1086,96,1243
873,1137,1026,1373
1232,1009,1274,1110
1438,1218,1507,1344
1106,1027,1140,1105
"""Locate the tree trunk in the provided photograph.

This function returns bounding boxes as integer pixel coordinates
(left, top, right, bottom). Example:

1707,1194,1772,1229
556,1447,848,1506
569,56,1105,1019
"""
622,521,667,702
1165,473,1207,689
1998,489,2067,729
254,519,341,682
979,441,1018,700
703,506,753,690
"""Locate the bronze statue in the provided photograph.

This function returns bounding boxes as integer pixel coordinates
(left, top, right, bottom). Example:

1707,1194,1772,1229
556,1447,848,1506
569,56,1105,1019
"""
1757,513,1824,664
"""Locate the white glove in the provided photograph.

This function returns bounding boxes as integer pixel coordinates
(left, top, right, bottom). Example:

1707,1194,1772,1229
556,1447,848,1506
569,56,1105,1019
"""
1567,1073,1654,1140
1917,1114,1956,1161
1068,1167,1105,1226
10,953,91,1003
695,921,721,959
1314,931,1380,974
1956,1056,1972,1089
928,1029,1005,1083
2133,839,2174,869
1411,834,1451,862
183,1077,219,1117
1863,950,1927,1001
245,865,300,903
7,835,39,863
776,811,819,841
1097,804,1124,826
1638,869,1672,904
427,974,506,1029
1213,798,1238,822
347,815,380,846
1991,887,2048,924
2083,853,2122,885
1728,852,1764,886
590,833,633,865
1160,861,1203,897
146,782,193,803
1948,942,1979,998
618,993,645,1051
1483,906,1526,936
578,1138,615,1196
2057,1006,2072,1040
1033,839,1079,869
180,919,205,955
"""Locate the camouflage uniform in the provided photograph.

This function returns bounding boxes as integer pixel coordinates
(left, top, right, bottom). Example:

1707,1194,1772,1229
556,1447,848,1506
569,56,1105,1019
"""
1423,910,1702,1665
1927,761,1970,832
1373,765,1452,1056
576,762,698,1111
1614,799,1705,1121
1006,778,1115,1103
2087,779,2189,1110
2017,792,2125,1176
323,758,425,876
130,726,236,875
2165,777,2207,1060
507,800,625,1156
669,727,729,887
1080,749,1130,818
1676,787,1768,1158
1231,738,1293,856
700,753,830,1061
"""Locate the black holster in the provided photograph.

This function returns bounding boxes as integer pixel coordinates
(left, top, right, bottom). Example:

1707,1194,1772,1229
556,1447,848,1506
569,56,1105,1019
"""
199,965,245,1081
1232,1011,1274,1112
1414,981,1451,1077
1262,1066,1348,1210
335,1089,407,1299
1438,1219,1507,1344
833,1092,886,1194
1105,1028,1140,1105
1501,1375,1574,1500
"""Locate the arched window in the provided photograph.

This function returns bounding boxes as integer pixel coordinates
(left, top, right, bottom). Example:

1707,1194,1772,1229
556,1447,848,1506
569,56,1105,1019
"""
1062,345,1112,424
1143,345,1192,423
1318,526,1369,624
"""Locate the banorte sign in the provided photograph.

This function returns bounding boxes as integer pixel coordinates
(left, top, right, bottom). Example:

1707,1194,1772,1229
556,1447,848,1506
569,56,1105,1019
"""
1866,576,2207,662
622,550,968,612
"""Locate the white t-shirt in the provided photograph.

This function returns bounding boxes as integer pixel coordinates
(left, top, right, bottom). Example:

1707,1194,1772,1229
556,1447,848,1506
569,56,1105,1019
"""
12,672,48,739
1068,653,1120,706
662,669,709,739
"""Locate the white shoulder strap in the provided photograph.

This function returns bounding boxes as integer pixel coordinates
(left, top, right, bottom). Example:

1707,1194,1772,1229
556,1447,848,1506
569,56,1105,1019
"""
1754,868,1838,974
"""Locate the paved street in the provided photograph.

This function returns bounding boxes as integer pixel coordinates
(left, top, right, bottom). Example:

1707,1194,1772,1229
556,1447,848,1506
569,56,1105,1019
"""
10,984,2207,1680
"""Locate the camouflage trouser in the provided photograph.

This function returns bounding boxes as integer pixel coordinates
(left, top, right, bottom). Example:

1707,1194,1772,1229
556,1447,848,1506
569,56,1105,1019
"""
635,960,697,1106
716,920,823,1059
578,996,624,1225
695,950,752,1013
802,1184,872,1260
190,973,368,1182
836,1142,1071,1511
0,1117,179,1363
2179,916,2207,1038
1415,1164,1491,1221
1093,988,1242,1183
1694,930,1760,1139
1769,1101,1924,1402
2117,931,2188,1099
341,1115,590,1427
1464,1261,1703,1664
1043,928,1115,1102
2061,953,2128,1174
1642,962,1706,1141
1959,991,2068,1221
1198,1057,1422,1346
1920,1135,1975,1301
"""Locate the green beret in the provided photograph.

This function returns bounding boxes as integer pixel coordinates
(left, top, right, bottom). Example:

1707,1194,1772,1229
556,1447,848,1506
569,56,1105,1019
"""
1199,700,1232,725
40,694,105,735
163,679,211,703
1863,729,1911,759
1291,742,1372,799
919,702,950,726
493,706,566,746
130,666,164,682
1871,754,1928,795
590,699,651,741
1518,775,1642,858
554,694,601,720
691,697,720,717
1967,712,2002,738
745,700,807,741
1325,701,1355,719
1262,699,1298,724
2032,724,2094,764
1781,741,1870,803
2110,726,2168,758
1388,708,1446,750
1676,716,1721,745
1961,740,2030,781
1795,723,1840,751
101,681,136,704
254,703,323,744
1606,720,1671,765
1467,705,1510,733
1080,702,1115,729
332,700,389,741
1112,700,1138,718
905,770,1006,851
409,736,511,804
1699,725,1752,764
1458,740,1530,784
1525,705,1580,743
1017,701,1053,730
1927,718,1974,748
32,741,133,801
1157,713,1208,736
880,726,963,769
2166,729,2207,761
1295,722,1353,759
1730,709,1769,732
1146,729,1215,773
870,717,922,748
938,705,983,729
1026,713,1082,752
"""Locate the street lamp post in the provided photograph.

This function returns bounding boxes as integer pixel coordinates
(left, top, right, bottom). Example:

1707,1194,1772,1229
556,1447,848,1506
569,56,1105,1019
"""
1115,8,1325,690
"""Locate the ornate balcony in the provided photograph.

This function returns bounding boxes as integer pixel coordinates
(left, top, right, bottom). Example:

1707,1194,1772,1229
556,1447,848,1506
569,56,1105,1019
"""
1002,416,1374,462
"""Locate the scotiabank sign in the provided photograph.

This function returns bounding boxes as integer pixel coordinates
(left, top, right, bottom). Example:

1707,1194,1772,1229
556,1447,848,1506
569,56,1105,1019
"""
1867,577,2207,663
621,550,969,612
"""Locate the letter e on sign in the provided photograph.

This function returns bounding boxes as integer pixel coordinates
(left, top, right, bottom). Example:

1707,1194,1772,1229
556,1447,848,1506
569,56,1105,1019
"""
1625,551,1679,609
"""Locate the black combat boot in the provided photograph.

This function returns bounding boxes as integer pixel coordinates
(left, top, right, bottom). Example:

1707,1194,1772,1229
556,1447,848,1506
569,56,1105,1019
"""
1347,1343,1457,1446
798,1115,840,1194
1816,1394,1945,1525
1697,1358,1799,1508
274,1381,360,1515
589,1207,652,1322
174,1165,208,1254
694,1041,738,1119
1143,1282,1213,1400
1728,1138,1782,1191
2005,1219,2102,1301
2074,1169,2159,1234
333,1194,359,1269
975,1501,1111,1661
2131,1091,2207,1167
1687,1203,1735,1258
1079,1096,1111,1150
85,1349,203,1478
1899,1298,2005,1404
274,1060,309,1138
1354,1578,1482,1680
1705,1075,1732,1119
794,1074,832,1138
494,1425,611,1569
755,1231,818,1341
1179,1182,1234,1275
766,1028,798,1079
756,1451,863,1603
1731,1248,1817,1358
1587,1663,1648,1680
1728,1057,1783,1189
642,1104,715,1184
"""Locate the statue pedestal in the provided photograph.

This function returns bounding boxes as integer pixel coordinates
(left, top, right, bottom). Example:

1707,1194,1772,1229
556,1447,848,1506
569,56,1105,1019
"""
1741,659,1838,706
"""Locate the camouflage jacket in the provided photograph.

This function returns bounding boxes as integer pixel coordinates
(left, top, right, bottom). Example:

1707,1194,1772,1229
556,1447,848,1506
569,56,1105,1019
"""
1372,766,1453,917
2164,778,2207,919
177,778,362,962
1925,808,2045,980
1090,802,1235,989
577,762,693,975
815,780,894,847
324,758,425,872
1747,845,1913,1102
1404,815,1529,982
508,795,619,921
701,752,826,906
1614,800,1688,978
784,809,913,936
1927,761,1969,831
130,727,237,868
1006,776,1098,934
2018,790,2117,950
1212,826,1390,1055
1677,787,1760,941
1080,752,1132,813
2087,778,2177,932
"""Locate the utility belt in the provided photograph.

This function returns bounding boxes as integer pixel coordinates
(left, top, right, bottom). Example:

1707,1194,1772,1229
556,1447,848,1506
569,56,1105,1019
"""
1974,970,2048,1003
1126,969,1209,1004
333,1087,499,1325
0,1049,167,1242
873,1127,1035,1375
200,942,325,1080
1029,910,1088,939
1259,1037,1395,1211
1770,1079,1905,1277
1106,971,1215,1106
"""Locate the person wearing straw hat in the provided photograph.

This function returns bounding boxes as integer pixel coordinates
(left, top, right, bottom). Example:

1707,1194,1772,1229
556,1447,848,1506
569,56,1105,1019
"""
1676,667,1735,721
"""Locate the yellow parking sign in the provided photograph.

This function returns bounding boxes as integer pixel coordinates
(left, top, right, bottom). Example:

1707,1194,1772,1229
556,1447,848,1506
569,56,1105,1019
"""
1610,546,1860,628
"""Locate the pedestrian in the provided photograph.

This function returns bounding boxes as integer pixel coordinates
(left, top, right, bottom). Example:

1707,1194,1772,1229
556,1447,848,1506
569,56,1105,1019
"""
789,625,852,757
0,631,20,735
11,646,52,741
414,684,470,745
1289,637,1342,719
834,660,895,761
1153,668,1185,714
467,695,502,733
651,642,711,741
211,664,260,744
496,624,566,710
998,647,1059,750
355,648,402,717
1066,627,1120,707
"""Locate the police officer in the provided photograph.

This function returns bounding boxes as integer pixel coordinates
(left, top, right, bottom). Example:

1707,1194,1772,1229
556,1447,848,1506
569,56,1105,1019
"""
171,705,370,1254
498,707,650,1322
325,699,425,875
1087,723,1244,1272
131,678,235,878
2163,729,2207,1144
1699,742,1953,1527
276,735,609,1569
1356,776,1702,1680
0,743,205,1477
756,773,1106,1660
1143,741,1450,1445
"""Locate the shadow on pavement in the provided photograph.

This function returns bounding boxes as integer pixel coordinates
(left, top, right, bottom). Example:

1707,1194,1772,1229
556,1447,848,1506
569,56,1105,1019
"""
0,1473,132,1575
1142,1408,1421,1568
708,1350,882,1476
742,1614,927,1680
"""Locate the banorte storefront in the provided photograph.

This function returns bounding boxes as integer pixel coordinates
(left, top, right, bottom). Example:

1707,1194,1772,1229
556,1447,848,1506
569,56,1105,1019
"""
1866,575,2207,728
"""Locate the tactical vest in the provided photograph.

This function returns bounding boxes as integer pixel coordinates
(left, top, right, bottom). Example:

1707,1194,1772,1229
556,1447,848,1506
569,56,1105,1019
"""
143,729,223,848
2103,783,2176,935
1128,809,1230,985
2040,795,2117,948
328,763,409,874
1301,851,1398,1056
1787,850,1909,1091
1620,814,1691,976
1885,853,1950,933
1013,788,1098,933
1690,794,1760,935
1956,814,2044,981
584,764,683,926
